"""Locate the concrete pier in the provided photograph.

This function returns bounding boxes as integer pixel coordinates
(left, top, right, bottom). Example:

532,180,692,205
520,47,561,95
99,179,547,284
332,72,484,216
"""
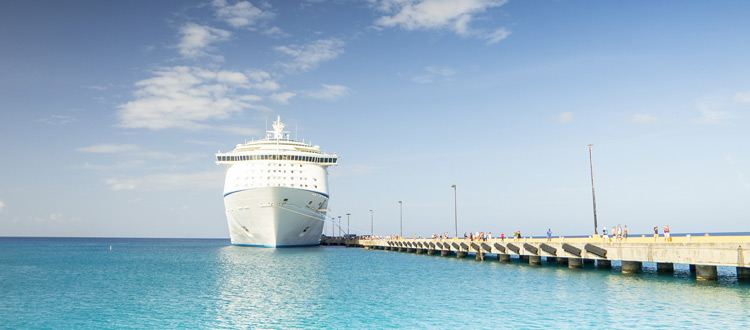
344,235,750,282
657,262,674,273
737,267,750,280
568,258,582,269
529,255,542,266
696,265,718,281
622,261,642,274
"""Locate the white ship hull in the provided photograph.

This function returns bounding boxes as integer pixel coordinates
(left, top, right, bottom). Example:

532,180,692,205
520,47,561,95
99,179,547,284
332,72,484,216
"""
224,187,328,247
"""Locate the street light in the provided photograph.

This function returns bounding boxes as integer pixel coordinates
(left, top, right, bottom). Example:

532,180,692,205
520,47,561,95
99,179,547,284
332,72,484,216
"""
451,184,457,238
338,216,342,237
346,213,351,236
398,201,403,238
588,144,599,235
369,209,374,237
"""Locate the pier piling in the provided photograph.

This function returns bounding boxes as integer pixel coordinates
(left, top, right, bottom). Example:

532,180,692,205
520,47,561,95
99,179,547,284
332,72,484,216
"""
737,267,750,280
621,261,642,274
657,262,674,273
529,256,542,266
696,265,718,281
498,254,511,262
568,258,583,269
597,260,612,269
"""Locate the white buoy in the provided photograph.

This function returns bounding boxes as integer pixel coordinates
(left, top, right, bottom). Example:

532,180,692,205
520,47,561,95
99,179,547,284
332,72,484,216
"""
109,245,112,250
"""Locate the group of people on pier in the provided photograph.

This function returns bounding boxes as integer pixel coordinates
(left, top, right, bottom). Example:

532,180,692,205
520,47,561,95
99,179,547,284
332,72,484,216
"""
602,224,629,242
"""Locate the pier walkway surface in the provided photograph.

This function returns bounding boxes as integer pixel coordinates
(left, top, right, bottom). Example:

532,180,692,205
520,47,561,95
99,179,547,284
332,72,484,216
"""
322,235,750,281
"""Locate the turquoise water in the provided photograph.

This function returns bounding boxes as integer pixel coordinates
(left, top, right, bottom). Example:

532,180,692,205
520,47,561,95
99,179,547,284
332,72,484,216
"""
2,238,750,329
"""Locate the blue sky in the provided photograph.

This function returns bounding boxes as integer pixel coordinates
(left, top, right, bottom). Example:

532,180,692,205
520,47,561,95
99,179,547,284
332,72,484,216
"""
1,0,749,238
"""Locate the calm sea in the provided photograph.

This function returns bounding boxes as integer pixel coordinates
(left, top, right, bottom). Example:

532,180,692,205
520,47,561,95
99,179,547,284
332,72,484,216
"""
1,237,749,329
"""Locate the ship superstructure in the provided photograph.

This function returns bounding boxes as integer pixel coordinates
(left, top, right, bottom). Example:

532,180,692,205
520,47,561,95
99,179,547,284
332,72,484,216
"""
216,116,338,247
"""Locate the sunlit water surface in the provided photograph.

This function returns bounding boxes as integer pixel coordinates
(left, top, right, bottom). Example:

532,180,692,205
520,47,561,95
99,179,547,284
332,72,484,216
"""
2,238,749,329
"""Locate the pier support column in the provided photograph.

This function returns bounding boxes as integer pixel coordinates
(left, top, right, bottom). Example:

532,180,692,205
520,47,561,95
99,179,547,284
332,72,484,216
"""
622,261,642,274
416,249,425,254
556,258,569,266
441,250,453,257
497,254,511,262
568,258,582,269
427,249,437,255
657,263,674,273
546,257,557,263
584,258,595,265
690,264,696,273
529,256,542,266
737,267,750,280
475,252,485,261
696,265,718,281
597,260,612,269
521,255,529,261
456,251,468,258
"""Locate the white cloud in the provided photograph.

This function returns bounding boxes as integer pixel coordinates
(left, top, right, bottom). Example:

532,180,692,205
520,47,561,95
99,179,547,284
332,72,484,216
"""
177,23,231,59
627,114,660,125
557,112,574,124
484,27,511,44
105,171,224,191
38,114,76,125
117,66,265,130
77,144,140,153
411,66,455,83
275,38,345,72
305,84,351,100
371,0,509,42
270,92,296,104
734,91,750,103
212,0,274,29
691,94,734,125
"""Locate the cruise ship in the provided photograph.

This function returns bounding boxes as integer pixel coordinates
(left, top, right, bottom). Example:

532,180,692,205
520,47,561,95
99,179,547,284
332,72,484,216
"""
215,116,338,247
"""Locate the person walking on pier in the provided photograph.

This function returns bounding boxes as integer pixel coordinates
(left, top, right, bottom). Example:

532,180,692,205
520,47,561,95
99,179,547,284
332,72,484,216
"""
623,225,629,241
602,228,608,242
617,224,622,241
501,232,505,241
664,225,671,242
547,229,552,242
653,226,659,241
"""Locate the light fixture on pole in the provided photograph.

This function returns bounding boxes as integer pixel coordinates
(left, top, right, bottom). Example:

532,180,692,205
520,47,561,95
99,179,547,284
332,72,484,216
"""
451,184,457,238
398,201,403,238
346,213,351,236
369,209,373,237
338,216,342,237
588,144,598,235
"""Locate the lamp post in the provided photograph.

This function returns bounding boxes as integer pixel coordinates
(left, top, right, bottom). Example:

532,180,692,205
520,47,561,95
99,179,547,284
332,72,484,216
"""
346,213,351,236
369,209,373,237
398,201,403,238
338,216,342,237
451,184,457,238
588,144,599,235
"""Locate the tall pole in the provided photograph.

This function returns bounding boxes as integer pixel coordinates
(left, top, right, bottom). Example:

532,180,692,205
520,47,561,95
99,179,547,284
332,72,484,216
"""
398,201,403,238
588,144,599,235
346,213,351,236
451,184,457,238
369,209,373,237
338,216,342,237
